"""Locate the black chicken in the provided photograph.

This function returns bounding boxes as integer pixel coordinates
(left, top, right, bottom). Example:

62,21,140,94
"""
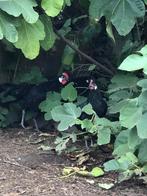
68,73,107,117
69,75,107,149
0,72,70,129
87,78,107,117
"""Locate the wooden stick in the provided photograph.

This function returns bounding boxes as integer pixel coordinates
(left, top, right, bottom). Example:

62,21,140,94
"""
54,29,116,76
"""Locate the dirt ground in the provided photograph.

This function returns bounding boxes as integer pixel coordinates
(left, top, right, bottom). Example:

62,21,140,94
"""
0,128,147,196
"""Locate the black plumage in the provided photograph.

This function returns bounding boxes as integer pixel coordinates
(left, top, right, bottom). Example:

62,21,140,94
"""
69,76,107,149
69,73,107,117
0,72,69,129
87,79,107,117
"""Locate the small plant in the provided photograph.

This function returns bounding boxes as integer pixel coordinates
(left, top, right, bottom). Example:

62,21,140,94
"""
104,45,147,182
39,82,120,153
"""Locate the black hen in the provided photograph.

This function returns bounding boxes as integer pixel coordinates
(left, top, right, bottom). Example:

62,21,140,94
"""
67,73,107,117
0,72,69,129
71,76,107,149
19,72,70,129
87,79,107,117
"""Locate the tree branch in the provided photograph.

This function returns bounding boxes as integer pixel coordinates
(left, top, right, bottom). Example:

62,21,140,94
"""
54,29,116,76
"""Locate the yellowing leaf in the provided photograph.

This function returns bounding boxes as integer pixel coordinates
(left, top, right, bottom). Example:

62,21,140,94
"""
91,167,104,177
41,0,64,17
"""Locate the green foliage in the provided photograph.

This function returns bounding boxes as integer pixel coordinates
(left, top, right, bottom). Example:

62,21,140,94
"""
90,167,104,177
61,83,77,102
0,0,62,59
15,66,47,84
41,0,64,17
40,15,56,51
82,103,94,115
119,45,147,74
0,0,147,181
89,0,145,35
39,82,120,153
0,0,145,61
104,44,147,181
55,132,77,154
0,12,18,42
14,19,45,59
0,0,39,23
108,74,139,114
120,99,142,129
51,103,81,131
39,92,61,120
62,44,76,66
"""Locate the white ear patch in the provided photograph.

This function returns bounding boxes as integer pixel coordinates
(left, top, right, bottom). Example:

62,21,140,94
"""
59,77,63,83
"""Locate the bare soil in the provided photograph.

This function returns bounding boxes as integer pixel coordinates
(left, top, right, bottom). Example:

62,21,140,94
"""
0,128,147,196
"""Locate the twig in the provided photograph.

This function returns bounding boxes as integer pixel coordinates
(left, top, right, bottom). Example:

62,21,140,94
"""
73,64,111,78
13,54,20,81
54,29,115,76
2,159,31,170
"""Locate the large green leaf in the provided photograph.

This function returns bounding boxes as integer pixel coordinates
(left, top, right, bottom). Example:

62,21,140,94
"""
137,113,147,139
51,103,81,131
138,140,147,164
41,0,64,17
104,159,120,171
114,129,129,149
98,128,111,145
93,117,120,135
128,128,142,150
89,0,145,36
0,0,38,23
118,152,138,170
61,83,77,102
108,99,129,114
113,129,133,156
14,19,45,59
82,103,94,115
40,15,56,51
119,45,147,73
108,74,139,93
0,12,18,42
138,90,147,111
39,92,61,120
105,154,138,174
137,79,147,89
120,99,142,129
113,143,132,156
78,119,93,130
